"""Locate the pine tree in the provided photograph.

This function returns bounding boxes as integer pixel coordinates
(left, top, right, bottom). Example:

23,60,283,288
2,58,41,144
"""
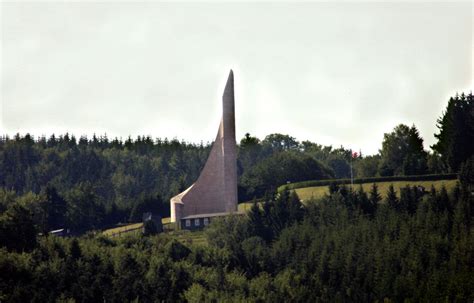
143,220,158,236
369,183,381,214
270,190,290,235
247,199,266,240
428,185,437,212
0,203,37,252
432,92,474,172
399,185,412,213
437,186,450,213
287,191,303,223
69,238,82,260
44,186,67,230
459,156,474,189
329,182,339,194
356,185,371,215
386,184,398,210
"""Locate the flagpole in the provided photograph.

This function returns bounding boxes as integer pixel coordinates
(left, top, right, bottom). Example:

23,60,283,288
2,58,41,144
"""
350,150,353,190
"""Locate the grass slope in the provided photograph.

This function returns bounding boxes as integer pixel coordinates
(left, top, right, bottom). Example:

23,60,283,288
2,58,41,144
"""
102,222,143,237
104,178,457,237
103,217,171,237
295,179,458,202
103,223,208,245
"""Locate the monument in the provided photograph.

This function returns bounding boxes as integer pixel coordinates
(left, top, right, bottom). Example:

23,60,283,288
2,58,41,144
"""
170,70,238,225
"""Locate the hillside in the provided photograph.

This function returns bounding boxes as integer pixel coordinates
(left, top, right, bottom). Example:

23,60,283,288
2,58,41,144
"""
2,173,472,302
295,179,458,202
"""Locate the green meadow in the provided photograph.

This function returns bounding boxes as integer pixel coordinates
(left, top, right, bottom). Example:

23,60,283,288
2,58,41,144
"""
294,179,458,202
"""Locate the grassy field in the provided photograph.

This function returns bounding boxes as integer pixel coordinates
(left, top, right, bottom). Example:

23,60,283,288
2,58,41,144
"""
295,179,458,202
104,179,457,237
102,222,208,245
162,217,171,224
238,202,255,212
103,217,172,237
102,222,143,237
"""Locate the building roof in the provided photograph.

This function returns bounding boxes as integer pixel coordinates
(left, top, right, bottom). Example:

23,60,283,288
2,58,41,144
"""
49,229,65,234
181,211,245,220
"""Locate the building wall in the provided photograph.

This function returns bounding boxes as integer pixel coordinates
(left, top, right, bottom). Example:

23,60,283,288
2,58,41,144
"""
180,217,212,231
170,71,238,222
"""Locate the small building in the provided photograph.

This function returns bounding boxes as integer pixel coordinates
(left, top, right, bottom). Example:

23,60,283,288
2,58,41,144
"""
49,228,70,237
180,211,244,231
142,212,163,234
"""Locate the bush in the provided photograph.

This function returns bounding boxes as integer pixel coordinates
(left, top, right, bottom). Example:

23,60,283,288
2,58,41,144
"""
240,152,333,200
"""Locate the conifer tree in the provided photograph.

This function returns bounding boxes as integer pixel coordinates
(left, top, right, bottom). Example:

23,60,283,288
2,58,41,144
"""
356,185,371,215
44,186,67,230
399,185,412,213
287,191,303,223
0,203,37,252
428,185,437,211
432,92,474,172
247,199,266,240
386,184,398,210
437,186,450,213
69,238,82,260
329,182,339,194
270,190,290,235
369,183,381,213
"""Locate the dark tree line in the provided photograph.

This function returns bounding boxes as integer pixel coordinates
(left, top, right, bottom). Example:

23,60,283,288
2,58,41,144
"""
0,91,472,301
0,133,336,232
0,135,212,232
0,158,472,302
0,91,471,234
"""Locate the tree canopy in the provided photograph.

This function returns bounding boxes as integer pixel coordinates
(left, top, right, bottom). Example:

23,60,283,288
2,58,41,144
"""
432,92,474,172
379,124,427,176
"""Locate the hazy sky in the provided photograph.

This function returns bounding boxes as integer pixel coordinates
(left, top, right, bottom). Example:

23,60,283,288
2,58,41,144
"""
1,1,472,155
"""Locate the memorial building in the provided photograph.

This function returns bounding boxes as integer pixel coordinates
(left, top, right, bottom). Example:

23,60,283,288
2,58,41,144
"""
170,70,240,229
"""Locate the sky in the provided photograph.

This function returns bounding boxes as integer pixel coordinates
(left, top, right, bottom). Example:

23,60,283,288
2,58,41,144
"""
1,1,472,155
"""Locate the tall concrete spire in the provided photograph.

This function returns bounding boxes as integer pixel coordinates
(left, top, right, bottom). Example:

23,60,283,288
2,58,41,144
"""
170,70,238,223
222,70,235,142
222,70,237,214
223,69,234,104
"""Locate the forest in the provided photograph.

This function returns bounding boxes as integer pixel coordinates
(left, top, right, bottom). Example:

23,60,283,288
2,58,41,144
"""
0,92,471,234
0,161,472,302
0,92,472,301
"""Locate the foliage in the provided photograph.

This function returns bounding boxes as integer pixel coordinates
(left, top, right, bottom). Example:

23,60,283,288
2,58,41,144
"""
129,195,165,223
240,152,333,200
432,92,474,172
294,179,458,203
354,154,381,178
262,134,299,152
1,175,472,302
0,134,214,232
459,156,474,189
277,173,458,192
0,202,37,252
0,85,473,301
379,124,428,176
143,220,159,236
0,133,368,232
3,98,469,232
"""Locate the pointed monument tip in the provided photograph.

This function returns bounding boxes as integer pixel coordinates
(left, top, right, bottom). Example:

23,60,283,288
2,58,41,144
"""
224,69,234,94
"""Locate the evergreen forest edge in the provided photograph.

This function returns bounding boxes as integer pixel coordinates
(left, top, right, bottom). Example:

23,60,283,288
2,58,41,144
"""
0,91,472,301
